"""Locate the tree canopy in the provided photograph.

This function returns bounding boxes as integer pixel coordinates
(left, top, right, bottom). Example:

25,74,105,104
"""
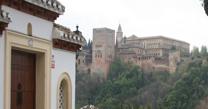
204,0,208,15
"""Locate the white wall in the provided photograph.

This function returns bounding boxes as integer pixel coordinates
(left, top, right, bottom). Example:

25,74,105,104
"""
2,5,53,40
0,33,5,109
51,49,76,109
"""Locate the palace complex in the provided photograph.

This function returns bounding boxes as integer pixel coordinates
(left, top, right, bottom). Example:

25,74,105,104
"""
77,25,190,78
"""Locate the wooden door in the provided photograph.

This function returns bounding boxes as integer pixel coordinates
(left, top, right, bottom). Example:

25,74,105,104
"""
11,50,36,109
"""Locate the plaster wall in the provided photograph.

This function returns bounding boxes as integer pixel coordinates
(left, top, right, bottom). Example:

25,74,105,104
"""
2,5,53,40
0,33,4,109
51,49,76,109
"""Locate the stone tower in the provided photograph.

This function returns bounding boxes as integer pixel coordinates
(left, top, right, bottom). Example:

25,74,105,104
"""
115,24,123,57
92,28,115,78
116,24,123,45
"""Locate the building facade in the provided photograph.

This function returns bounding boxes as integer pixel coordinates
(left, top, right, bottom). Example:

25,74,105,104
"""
0,1,85,109
116,25,190,72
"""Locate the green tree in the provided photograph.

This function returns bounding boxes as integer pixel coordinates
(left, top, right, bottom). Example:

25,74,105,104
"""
76,48,208,109
95,59,145,109
204,0,208,15
162,65,208,109
191,47,200,57
200,46,207,56
108,58,128,80
147,104,152,109
76,72,103,109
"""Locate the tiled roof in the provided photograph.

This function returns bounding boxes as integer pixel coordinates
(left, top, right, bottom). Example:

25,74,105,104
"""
24,0,65,14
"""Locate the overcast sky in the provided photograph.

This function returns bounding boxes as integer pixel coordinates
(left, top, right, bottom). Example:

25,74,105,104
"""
56,0,208,49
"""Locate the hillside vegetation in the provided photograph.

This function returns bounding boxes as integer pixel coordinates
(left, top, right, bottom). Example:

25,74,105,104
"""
76,46,208,109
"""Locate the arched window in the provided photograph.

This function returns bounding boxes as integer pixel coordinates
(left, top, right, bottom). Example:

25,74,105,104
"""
27,23,32,36
58,80,68,109
57,73,72,109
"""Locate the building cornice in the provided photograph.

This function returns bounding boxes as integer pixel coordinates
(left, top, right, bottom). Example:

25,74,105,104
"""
24,0,65,14
1,0,64,21
53,39,82,52
53,23,86,52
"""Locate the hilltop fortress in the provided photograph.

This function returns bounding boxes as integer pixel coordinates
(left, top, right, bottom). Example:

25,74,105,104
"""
77,25,190,78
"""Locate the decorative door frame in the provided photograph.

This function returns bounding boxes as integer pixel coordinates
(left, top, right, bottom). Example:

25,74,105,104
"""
4,30,52,109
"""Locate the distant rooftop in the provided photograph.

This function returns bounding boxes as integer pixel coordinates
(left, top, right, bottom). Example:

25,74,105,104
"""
127,35,189,45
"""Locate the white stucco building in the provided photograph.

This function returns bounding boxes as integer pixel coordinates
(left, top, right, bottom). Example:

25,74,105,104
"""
0,0,85,109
